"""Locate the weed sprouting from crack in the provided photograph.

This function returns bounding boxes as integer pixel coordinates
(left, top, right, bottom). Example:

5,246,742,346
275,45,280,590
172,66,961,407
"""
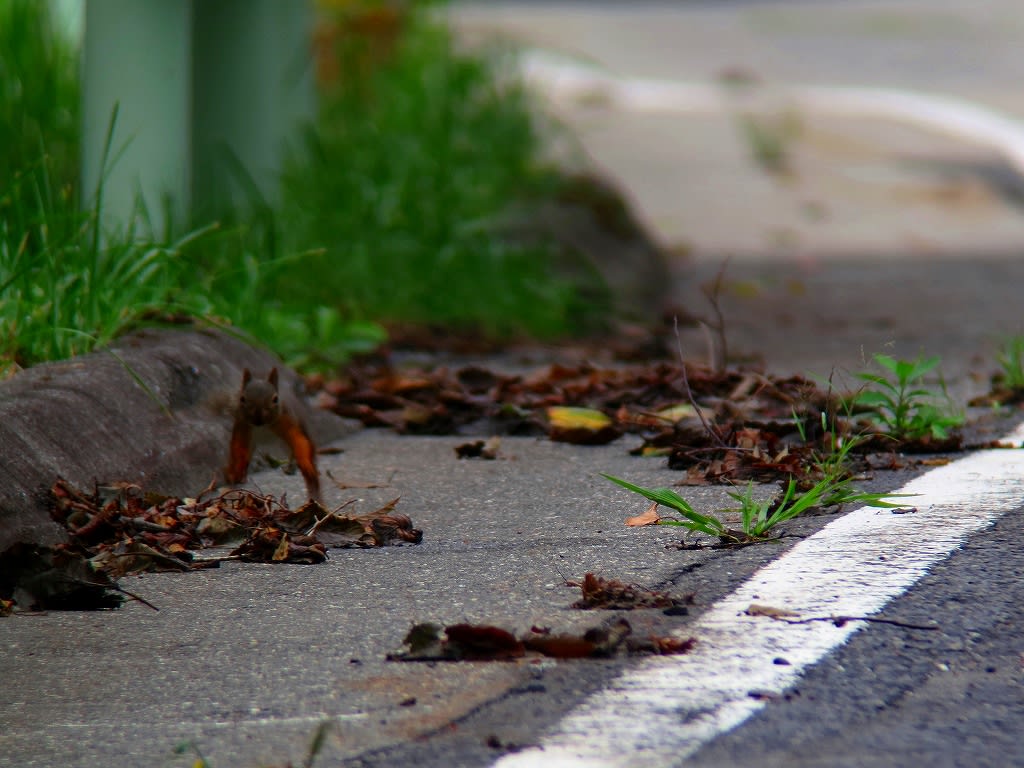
603,428,908,546
853,353,964,442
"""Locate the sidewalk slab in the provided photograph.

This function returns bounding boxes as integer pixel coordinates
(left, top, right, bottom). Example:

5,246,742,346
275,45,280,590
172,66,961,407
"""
451,0,1024,257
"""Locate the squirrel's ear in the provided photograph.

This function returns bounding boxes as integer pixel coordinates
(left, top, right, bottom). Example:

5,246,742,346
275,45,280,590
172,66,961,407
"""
268,367,279,388
241,368,252,387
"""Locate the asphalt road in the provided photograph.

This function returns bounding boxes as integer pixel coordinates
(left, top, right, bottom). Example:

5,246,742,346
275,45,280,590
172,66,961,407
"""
0,432,886,767
12,423,1023,768
5,2,1024,767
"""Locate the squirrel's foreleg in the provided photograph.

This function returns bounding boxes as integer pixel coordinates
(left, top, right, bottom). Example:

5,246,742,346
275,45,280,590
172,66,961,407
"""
273,417,322,503
224,418,253,484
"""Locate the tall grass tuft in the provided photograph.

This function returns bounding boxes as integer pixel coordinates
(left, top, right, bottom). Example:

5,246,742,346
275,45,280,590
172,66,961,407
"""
275,9,581,338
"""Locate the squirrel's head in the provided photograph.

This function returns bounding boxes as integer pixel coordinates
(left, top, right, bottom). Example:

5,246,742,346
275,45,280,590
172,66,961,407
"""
239,367,281,426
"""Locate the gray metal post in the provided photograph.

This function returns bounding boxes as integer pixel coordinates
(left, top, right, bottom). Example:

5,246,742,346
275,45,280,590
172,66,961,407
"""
81,0,314,233
192,0,315,219
82,0,192,235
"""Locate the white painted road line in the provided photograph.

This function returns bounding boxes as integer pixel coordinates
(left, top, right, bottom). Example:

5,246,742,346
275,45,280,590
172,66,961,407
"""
493,423,1024,768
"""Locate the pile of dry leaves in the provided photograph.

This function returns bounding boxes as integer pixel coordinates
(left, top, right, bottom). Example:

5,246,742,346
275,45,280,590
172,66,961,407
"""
0,478,421,612
314,356,971,487
388,572,696,662
315,360,819,439
315,359,850,482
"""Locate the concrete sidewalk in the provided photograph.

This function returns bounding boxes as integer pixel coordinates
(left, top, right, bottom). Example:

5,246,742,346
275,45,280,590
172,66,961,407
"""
452,0,1024,258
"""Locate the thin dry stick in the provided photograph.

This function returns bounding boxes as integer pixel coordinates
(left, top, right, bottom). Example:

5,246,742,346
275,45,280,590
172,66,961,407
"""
701,257,731,372
674,315,728,448
764,613,938,631
78,578,160,611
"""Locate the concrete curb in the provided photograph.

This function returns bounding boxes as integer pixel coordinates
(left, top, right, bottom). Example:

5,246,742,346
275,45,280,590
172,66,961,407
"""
0,326,353,552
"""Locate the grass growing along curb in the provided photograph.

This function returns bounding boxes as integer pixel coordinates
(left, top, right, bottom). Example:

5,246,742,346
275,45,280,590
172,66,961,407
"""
274,9,584,339
853,354,964,441
1,1,593,372
0,2,212,369
0,0,78,192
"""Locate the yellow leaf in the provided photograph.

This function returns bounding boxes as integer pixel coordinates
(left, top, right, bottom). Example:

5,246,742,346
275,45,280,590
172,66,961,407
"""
546,407,621,445
546,406,612,429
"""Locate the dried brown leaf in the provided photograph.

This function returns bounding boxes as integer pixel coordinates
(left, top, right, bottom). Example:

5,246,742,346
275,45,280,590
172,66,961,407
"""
625,502,661,527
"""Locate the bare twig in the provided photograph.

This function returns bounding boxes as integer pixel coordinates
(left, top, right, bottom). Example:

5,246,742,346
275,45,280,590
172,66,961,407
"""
196,473,221,503
701,257,731,372
674,316,728,448
785,615,937,631
78,579,160,612
749,606,938,631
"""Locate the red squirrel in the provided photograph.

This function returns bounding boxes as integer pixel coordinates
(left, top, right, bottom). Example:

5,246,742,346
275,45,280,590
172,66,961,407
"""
223,367,321,502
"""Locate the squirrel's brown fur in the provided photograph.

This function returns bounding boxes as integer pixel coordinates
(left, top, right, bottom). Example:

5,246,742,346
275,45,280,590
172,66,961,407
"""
223,367,321,502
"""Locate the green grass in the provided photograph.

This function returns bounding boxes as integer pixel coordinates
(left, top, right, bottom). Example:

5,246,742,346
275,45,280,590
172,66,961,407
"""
1,1,593,372
603,466,903,544
0,1,202,368
274,12,582,338
0,0,78,190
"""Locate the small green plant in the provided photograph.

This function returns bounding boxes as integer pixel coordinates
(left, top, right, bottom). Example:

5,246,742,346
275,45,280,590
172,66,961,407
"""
795,408,874,505
725,476,901,539
172,740,211,768
853,354,963,441
603,470,903,544
996,335,1024,390
726,477,831,539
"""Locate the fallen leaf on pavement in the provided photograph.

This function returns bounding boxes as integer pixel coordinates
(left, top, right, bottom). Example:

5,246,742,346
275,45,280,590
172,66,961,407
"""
0,542,157,611
625,502,661,527
546,406,622,445
388,623,525,661
622,633,698,655
454,437,501,460
522,618,632,658
569,572,683,610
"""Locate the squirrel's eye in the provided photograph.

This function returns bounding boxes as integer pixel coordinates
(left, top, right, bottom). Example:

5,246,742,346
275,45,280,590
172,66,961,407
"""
272,394,279,404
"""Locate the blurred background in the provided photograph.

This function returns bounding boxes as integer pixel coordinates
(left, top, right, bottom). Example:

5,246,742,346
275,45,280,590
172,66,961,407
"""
5,0,1024,385
452,0,1024,258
